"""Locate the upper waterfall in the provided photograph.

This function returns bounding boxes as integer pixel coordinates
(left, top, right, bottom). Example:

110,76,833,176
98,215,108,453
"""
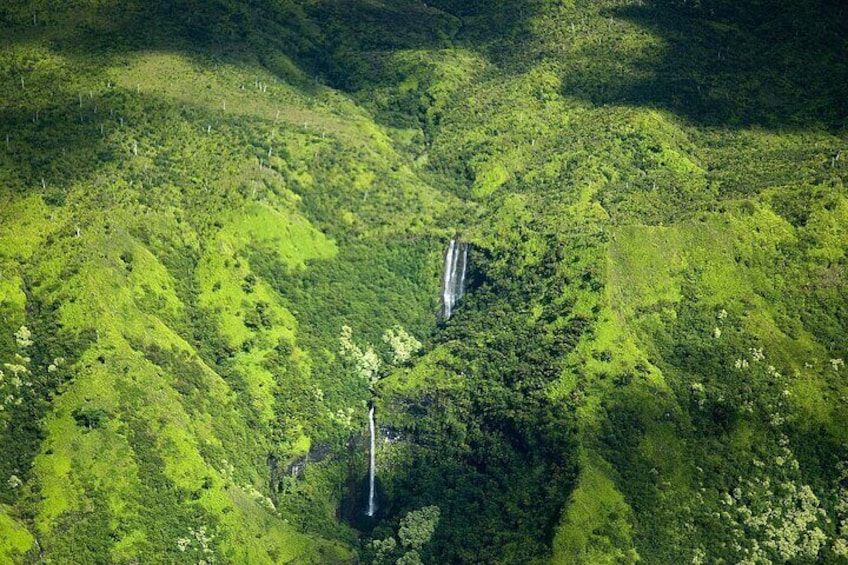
441,237,468,321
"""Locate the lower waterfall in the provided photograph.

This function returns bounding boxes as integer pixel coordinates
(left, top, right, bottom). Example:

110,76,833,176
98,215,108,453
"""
366,404,376,517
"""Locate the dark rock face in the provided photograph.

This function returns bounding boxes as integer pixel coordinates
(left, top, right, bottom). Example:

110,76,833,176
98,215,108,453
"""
308,443,331,463
287,458,307,477
268,443,334,502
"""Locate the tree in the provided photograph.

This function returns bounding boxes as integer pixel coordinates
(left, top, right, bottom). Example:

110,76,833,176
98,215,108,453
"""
339,325,382,386
382,326,422,365
368,506,440,565
398,505,440,551
340,325,422,386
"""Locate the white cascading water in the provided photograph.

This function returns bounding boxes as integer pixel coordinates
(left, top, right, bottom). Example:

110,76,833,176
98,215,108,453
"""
441,237,468,320
458,243,468,303
442,238,456,320
366,404,376,517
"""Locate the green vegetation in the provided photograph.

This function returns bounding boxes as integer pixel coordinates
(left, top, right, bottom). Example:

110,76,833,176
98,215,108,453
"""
0,0,846,563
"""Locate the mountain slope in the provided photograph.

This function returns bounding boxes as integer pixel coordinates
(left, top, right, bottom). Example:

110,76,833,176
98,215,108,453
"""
321,0,847,562
0,2,455,562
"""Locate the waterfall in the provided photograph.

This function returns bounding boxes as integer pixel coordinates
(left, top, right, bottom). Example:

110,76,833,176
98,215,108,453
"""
366,404,377,517
441,237,469,320
442,238,456,320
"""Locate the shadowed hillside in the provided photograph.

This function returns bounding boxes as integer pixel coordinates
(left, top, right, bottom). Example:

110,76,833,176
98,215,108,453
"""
562,0,848,129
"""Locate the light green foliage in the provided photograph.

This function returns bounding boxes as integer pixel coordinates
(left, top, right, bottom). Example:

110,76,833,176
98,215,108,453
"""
833,463,848,559
340,325,382,385
553,455,639,564
395,550,423,565
369,506,440,565
0,506,33,560
0,327,35,427
724,477,826,563
341,324,423,387
369,536,397,564
398,505,440,551
12,327,31,349
382,326,422,365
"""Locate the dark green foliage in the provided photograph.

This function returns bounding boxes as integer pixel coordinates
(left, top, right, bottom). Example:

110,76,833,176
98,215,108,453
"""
251,238,441,410
46,489,113,564
377,242,582,563
0,290,92,506
71,407,108,429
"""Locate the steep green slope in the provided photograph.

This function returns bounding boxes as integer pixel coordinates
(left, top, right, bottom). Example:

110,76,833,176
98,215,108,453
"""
0,0,846,564
0,2,456,562
310,0,847,563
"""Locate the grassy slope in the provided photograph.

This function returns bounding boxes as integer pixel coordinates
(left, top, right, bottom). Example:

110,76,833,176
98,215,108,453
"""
0,51,344,560
0,1,454,563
